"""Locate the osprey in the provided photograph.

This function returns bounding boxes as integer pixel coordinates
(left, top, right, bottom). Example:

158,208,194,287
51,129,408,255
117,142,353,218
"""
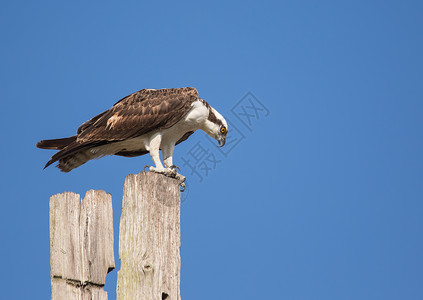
37,87,228,183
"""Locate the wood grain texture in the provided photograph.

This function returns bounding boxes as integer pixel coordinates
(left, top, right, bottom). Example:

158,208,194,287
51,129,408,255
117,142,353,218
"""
50,190,115,300
117,171,181,300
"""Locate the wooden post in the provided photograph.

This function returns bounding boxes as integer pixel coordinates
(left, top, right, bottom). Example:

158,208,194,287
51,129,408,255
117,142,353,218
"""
50,190,115,300
117,171,181,300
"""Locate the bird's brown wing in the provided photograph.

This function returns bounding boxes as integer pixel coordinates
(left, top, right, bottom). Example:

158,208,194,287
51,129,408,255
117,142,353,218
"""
76,87,199,143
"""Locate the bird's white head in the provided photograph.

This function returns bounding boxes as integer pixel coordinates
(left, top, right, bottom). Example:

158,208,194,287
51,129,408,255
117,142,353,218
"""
202,102,228,147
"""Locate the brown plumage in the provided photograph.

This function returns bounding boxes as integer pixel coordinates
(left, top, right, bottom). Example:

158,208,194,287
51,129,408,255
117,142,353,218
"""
37,87,199,172
36,136,77,150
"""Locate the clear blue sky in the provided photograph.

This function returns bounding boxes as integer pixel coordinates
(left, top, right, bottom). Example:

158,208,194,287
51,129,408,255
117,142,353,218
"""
1,1,422,299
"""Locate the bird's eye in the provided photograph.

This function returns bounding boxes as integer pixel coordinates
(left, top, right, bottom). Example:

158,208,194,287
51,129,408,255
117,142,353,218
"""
220,127,226,133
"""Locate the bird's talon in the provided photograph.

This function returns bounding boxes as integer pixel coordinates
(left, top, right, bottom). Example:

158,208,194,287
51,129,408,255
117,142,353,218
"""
146,166,185,191
180,182,186,192
175,173,186,183
170,165,181,172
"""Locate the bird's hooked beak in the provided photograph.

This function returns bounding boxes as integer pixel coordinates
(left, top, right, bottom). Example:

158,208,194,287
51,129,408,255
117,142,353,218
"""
218,136,226,147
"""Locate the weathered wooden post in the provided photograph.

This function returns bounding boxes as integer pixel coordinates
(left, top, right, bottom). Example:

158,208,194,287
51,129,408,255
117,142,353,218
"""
117,171,182,300
50,190,115,300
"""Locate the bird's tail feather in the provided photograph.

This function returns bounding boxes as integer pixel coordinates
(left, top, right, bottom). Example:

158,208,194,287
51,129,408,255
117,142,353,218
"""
36,136,77,150
43,140,108,172
37,136,113,172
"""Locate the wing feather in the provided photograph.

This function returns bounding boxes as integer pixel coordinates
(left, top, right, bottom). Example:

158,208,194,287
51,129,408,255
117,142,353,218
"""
76,87,198,143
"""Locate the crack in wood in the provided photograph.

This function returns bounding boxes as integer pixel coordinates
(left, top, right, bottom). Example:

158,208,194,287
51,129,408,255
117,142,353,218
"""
50,190,115,300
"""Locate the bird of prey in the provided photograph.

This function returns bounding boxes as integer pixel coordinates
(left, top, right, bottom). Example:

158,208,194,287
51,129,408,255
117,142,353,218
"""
36,87,228,185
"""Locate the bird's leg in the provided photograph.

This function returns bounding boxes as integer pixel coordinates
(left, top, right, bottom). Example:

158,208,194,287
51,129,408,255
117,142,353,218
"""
147,133,168,172
145,137,185,190
162,143,186,190
146,136,179,180
163,144,183,179
162,143,175,169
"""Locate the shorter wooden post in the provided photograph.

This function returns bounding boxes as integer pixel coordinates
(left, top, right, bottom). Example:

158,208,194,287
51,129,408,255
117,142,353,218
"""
117,171,181,300
50,190,115,300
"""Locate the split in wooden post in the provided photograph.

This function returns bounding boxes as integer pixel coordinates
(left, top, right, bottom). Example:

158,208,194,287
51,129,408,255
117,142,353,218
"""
50,190,115,300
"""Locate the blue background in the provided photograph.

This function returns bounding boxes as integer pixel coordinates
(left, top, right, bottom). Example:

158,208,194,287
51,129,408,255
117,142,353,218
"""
1,1,422,299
